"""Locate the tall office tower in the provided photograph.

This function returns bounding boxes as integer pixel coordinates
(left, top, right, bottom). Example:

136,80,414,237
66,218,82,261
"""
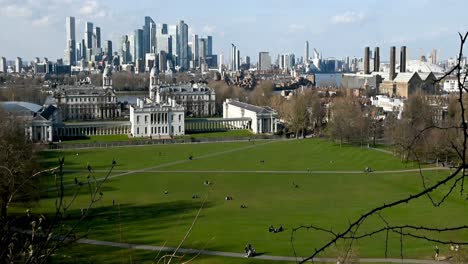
129,34,135,63
85,22,93,49
120,35,130,63
157,23,168,35
258,52,272,71
305,41,310,63
77,42,82,61
15,57,22,73
135,29,144,63
143,16,155,54
218,53,224,71
105,40,112,63
150,21,157,53
199,38,207,62
230,44,238,71
192,34,199,68
85,22,93,60
177,20,189,70
207,36,213,56
65,16,76,65
245,56,251,67
94,27,101,48
81,39,86,60
156,34,171,54
159,51,168,72
168,25,178,62
0,57,6,73
236,49,240,71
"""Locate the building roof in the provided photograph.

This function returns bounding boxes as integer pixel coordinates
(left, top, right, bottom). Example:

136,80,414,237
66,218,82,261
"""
227,100,276,115
418,72,436,81
0,101,42,113
39,105,57,119
393,72,421,83
403,60,445,74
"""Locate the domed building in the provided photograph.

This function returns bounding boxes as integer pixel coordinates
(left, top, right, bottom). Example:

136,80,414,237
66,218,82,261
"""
53,66,121,121
398,60,445,74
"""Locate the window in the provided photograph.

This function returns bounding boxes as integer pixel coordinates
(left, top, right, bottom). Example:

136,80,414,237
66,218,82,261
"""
145,116,148,123
145,127,147,134
178,114,181,122
137,116,140,123
179,126,181,133
137,127,140,134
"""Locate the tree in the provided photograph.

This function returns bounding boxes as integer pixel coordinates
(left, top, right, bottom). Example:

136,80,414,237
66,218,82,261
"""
327,96,369,146
0,110,115,263
291,32,468,264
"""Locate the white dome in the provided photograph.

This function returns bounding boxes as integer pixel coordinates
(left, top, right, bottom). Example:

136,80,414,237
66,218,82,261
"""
401,60,444,73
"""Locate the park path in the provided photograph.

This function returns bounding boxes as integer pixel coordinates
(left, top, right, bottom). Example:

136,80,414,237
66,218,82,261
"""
64,167,449,175
77,238,445,264
45,141,277,191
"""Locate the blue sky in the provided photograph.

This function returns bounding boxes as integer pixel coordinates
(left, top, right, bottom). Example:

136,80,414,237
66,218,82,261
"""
0,0,467,63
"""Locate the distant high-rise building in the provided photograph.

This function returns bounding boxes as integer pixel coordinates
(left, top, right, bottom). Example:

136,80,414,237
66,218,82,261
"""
120,35,130,63
199,38,207,61
81,39,86,60
15,57,22,73
168,25,178,62
156,34,171,55
105,40,112,63
207,36,213,56
177,20,189,70
85,22,93,50
150,21,157,53
305,41,310,63
94,27,101,49
135,29,144,63
258,52,272,71
65,16,76,65
129,34,135,63
231,44,240,71
192,34,199,68
156,23,168,35
143,16,155,54
0,57,6,73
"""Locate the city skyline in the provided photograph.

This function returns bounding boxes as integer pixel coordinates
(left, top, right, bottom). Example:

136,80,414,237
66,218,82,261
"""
0,0,467,62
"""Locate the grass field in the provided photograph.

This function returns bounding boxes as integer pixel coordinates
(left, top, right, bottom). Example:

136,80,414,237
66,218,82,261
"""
34,139,466,263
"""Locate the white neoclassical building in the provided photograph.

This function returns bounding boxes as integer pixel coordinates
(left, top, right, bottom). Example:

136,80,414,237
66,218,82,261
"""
149,78,216,117
223,99,278,134
130,68,185,138
53,67,121,121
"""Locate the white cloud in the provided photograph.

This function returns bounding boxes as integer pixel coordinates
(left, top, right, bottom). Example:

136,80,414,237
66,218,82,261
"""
0,4,33,18
331,11,365,24
31,16,51,27
202,25,216,34
79,0,106,18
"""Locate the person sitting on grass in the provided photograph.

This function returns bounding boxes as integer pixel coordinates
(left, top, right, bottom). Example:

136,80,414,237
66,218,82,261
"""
269,225,275,232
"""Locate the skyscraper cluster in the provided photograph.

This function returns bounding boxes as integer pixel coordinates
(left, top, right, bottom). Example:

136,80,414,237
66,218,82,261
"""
119,16,216,73
65,16,111,68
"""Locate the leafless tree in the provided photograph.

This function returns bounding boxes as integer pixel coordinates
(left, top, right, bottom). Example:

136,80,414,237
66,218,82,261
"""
291,32,468,263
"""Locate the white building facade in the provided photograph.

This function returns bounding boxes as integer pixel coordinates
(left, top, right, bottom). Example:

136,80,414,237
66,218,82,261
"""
223,99,278,134
130,68,185,138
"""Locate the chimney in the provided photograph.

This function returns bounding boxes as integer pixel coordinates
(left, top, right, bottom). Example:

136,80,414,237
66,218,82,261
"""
364,46,370,74
400,46,407,73
374,47,380,72
390,46,396,81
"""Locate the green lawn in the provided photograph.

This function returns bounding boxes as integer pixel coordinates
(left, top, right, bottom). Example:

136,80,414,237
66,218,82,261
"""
182,129,254,139
59,134,138,144
32,139,466,263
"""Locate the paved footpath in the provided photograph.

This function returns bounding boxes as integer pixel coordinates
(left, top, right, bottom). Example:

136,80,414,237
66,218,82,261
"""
77,238,446,264
64,167,449,176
